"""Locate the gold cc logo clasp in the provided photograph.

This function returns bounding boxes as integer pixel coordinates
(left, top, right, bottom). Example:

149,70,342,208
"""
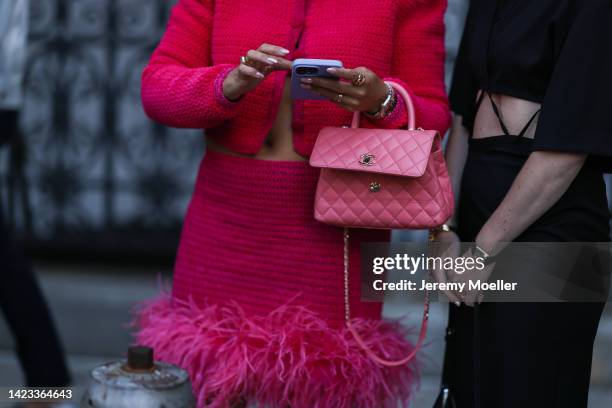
359,153,375,166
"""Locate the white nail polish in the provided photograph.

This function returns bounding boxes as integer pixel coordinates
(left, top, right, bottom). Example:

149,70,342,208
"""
256,72,264,78
267,57,279,64
279,48,290,55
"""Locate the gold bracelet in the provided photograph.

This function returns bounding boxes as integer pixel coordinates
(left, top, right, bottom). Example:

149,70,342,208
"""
428,223,457,241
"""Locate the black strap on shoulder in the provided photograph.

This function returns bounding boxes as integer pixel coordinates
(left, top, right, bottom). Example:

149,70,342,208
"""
468,91,487,139
475,90,486,113
487,92,541,138
517,108,541,138
487,92,511,136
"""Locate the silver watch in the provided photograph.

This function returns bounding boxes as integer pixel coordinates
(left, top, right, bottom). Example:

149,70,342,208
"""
366,82,398,119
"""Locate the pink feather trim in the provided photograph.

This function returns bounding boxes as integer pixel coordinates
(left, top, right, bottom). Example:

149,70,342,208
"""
132,294,419,408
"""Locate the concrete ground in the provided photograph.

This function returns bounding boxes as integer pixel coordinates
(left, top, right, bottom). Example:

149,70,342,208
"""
0,262,611,407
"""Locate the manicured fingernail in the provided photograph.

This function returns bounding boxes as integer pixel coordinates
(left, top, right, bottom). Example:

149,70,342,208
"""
267,57,279,64
327,67,337,73
279,48,290,55
300,77,313,83
255,72,264,78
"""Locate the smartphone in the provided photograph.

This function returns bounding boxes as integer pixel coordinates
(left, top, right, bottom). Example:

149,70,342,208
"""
291,58,343,100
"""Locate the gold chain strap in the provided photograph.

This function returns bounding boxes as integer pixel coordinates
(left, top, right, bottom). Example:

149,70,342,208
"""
344,227,431,367
343,227,351,323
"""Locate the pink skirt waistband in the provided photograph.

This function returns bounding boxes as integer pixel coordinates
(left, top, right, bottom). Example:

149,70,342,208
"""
192,149,320,224
197,149,319,188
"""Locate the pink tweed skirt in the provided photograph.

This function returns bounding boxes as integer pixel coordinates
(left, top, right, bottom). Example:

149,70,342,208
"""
134,150,418,408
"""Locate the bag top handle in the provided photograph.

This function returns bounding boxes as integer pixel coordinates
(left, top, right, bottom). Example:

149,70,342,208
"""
350,80,417,131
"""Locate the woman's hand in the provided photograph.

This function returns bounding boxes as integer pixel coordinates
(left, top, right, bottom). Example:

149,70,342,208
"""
448,247,495,307
223,43,292,101
300,67,389,112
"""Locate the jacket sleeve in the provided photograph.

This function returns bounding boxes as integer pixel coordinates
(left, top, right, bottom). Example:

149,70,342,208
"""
531,0,612,172
141,0,241,129
365,0,450,135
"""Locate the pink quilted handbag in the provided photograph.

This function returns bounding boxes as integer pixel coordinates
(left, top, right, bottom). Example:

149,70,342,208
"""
310,81,454,229
309,81,453,367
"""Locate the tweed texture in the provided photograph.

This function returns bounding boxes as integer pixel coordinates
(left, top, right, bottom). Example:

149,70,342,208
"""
171,150,389,325
136,1,450,405
134,151,423,407
141,0,450,156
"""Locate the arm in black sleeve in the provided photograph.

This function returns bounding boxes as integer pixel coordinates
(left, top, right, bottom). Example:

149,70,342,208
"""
532,0,612,172
448,3,478,132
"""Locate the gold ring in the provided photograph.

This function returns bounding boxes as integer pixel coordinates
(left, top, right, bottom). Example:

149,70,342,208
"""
240,55,253,66
352,72,367,87
335,93,344,103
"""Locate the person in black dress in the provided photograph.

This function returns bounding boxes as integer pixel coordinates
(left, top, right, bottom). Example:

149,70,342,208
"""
432,1,612,407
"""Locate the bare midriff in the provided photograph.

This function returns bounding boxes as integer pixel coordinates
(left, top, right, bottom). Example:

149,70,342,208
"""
472,92,542,139
207,78,307,161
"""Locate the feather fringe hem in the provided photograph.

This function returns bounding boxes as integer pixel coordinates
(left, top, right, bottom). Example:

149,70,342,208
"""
132,294,419,408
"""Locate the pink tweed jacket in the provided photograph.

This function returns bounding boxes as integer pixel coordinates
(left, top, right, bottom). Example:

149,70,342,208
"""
141,0,450,156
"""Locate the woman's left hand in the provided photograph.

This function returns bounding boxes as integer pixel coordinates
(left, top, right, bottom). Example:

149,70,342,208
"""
448,248,496,307
300,67,389,112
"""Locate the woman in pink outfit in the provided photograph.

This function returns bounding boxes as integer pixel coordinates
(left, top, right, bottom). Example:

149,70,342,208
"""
135,0,450,406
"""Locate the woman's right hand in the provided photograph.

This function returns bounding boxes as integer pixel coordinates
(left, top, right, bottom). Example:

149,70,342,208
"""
223,44,292,101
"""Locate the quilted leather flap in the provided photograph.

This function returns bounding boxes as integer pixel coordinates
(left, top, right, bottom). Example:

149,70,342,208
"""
310,126,439,177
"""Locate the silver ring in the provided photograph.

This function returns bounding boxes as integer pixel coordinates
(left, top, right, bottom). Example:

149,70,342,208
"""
335,93,344,104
